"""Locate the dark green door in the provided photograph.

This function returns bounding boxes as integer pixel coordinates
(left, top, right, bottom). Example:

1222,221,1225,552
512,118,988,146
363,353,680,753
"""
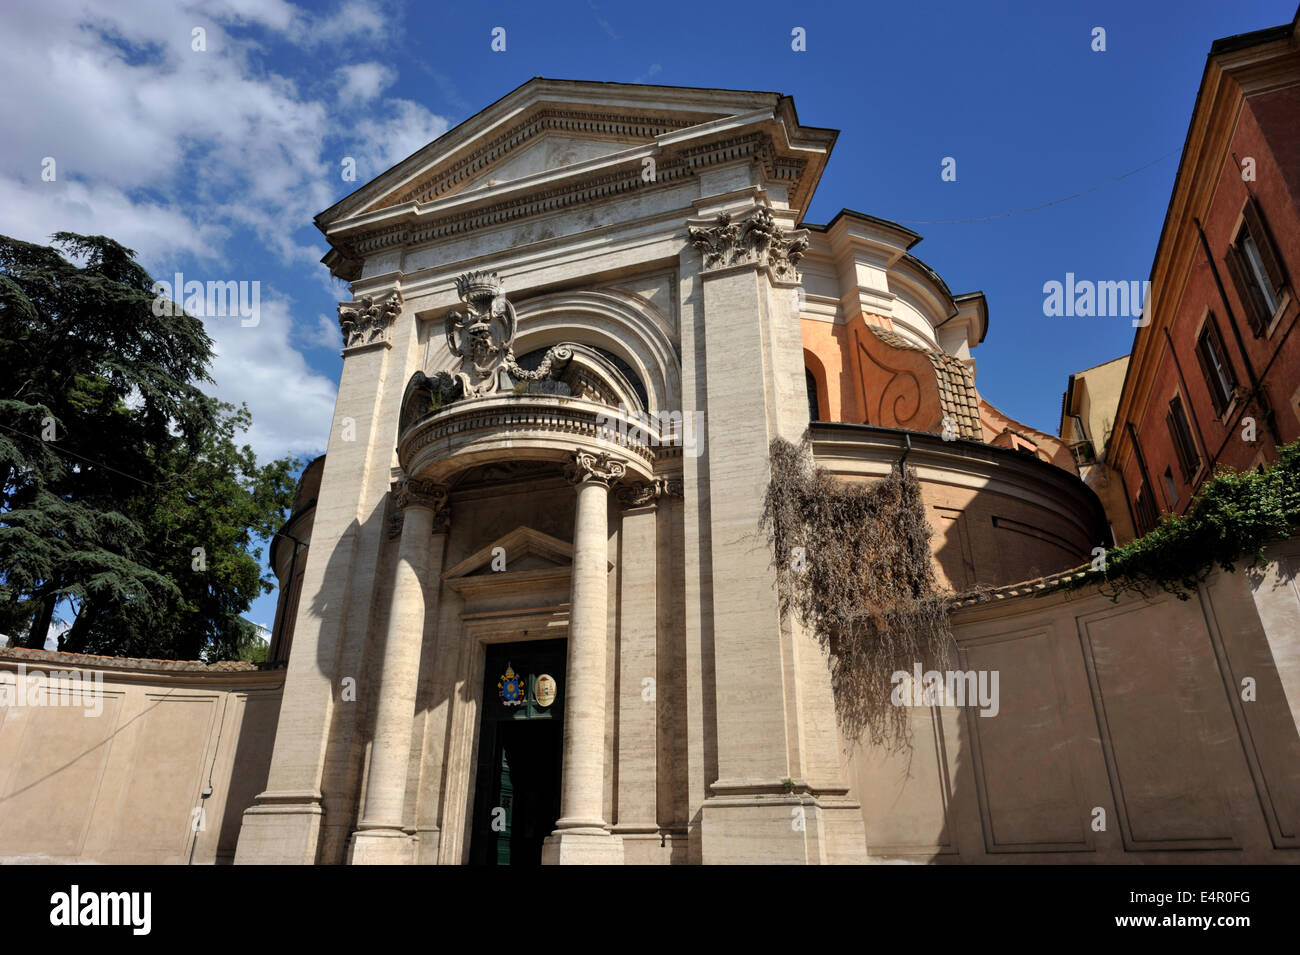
469,639,566,865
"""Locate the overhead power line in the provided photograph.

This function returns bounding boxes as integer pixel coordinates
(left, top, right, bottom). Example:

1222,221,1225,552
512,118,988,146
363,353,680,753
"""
897,148,1181,225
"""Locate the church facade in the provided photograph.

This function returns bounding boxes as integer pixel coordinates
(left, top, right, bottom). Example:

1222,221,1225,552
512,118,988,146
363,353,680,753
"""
236,78,1116,866
3,77,1296,867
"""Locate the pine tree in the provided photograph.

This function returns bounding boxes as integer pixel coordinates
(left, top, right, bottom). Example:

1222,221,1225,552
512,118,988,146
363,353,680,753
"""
0,233,298,659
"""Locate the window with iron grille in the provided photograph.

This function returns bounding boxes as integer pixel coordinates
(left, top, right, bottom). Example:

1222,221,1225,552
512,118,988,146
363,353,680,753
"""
1165,394,1200,482
1195,319,1237,416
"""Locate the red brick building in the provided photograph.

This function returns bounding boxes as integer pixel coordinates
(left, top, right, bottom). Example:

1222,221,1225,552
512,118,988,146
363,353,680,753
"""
1107,10,1300,542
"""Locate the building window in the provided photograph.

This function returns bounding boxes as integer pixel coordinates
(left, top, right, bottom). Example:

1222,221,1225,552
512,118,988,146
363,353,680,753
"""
1163,467,1179,508
1195,320,1237,416
1066,414,1095,465
806,368,821,421
1070,414,1087,442
1226,198,1289,335
1135,481,1158,534
1166,394,1200,482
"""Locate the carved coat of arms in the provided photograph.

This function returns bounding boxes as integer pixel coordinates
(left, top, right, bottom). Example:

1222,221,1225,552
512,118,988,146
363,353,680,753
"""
446,271,517,397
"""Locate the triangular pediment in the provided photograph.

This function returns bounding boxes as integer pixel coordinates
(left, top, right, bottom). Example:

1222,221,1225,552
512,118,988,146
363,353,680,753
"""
442,524,611,599
442,133,651,199
335,85,730,221
317,77,839,280
442,525,573,581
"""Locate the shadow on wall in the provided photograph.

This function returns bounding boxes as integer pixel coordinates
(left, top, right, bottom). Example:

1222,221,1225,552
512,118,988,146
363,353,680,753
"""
0,655,283,865
844,548,1300,863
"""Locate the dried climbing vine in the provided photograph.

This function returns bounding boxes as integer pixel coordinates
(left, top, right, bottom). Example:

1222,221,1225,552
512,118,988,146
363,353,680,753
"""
760,435,955,751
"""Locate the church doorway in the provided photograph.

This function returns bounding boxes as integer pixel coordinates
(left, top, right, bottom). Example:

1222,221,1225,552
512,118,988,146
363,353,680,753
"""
468,638,567,865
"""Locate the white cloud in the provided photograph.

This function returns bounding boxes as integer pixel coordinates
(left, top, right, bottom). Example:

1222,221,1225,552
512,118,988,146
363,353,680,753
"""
0,175,225,269
0,0,450,462
0,0,439,261
308,312,343,350
353,98,451,180
207,295,337,461
337,62,396,105
310,0,388,46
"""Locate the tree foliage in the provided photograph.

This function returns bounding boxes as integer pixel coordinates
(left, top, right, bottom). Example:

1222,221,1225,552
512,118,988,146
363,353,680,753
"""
0,232,298,660
761,435,955,750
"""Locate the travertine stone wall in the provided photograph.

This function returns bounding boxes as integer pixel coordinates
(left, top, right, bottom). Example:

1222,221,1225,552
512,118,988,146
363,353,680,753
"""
843,538,1300,863
0,651,283,865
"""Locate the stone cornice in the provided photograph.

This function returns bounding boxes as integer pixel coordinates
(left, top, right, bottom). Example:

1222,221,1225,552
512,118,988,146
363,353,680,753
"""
322,128,813,281
808,422,1108,543
0,646,286,677
383,107,698,209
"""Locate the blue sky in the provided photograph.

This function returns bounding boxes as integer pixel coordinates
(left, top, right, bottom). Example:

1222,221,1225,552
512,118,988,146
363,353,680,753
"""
3,0,1294,642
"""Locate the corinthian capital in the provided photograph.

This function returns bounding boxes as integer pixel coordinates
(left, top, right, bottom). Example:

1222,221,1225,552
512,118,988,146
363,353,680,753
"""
338,289,402,349
394,478,448,513
686,208,809,283
564,450,627,487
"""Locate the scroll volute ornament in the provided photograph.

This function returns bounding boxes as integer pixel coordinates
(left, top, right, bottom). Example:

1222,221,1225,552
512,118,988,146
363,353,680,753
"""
564,450,627,487
615,477,684,507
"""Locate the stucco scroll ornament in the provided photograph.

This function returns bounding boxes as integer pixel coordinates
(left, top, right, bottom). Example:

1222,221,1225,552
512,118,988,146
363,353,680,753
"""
615,476,683,507
687,208,809,282
563,450,627,487
445,271,518,397
338,291,402,348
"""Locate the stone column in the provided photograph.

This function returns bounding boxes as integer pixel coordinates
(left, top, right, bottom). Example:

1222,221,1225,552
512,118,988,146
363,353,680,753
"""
236,289,405,865
686,205,867,863
348,478,447,865
612,481,661,857
542,450,626,865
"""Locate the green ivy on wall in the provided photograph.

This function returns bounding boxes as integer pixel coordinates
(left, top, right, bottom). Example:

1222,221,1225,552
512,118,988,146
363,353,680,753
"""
1072,440,1300,600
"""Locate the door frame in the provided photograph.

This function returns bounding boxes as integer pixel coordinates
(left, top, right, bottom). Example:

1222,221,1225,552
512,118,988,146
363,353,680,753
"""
468,639,568,864
438,604,569,865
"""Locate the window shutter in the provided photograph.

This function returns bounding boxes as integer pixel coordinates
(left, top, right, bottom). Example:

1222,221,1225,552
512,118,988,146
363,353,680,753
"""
1243,196,1288,293
1216,323,1238,391
1167,396,1199,482
1135,482,1158,534
1166,409,1187,481
1194,331,1226,416
1225,242,1266,335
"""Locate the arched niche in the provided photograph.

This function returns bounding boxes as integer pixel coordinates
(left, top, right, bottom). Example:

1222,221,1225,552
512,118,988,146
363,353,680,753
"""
509,289,679,412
